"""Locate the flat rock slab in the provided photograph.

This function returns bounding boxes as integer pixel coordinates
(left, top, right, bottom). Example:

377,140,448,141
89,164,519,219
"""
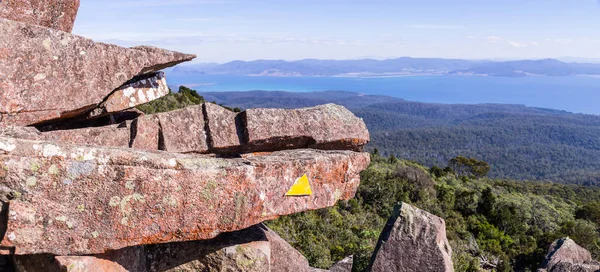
368,202,454,272
97,72,170,117
243,104,370,152
0,137,369,255
13,103,368,154
0,0,80,32
12,224,312,272
0,18,195,126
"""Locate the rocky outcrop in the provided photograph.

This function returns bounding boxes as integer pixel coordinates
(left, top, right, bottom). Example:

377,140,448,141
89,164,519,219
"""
0,3,373,272
0,136,369,255
368,202,454,272
91,72,170,118
0,0,80,32
244,104,370,152
11,224,313,272
538,238,600,272
330,256,354,272
5,103,370,154
0,18,195,126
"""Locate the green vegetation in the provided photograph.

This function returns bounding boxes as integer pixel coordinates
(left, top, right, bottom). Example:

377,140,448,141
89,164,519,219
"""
136,86,241,114
201,90,600,185
136,86,205,114
267,153,600,271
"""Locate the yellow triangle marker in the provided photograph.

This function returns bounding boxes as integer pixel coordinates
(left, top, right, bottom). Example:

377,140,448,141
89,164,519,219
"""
285,174,312,196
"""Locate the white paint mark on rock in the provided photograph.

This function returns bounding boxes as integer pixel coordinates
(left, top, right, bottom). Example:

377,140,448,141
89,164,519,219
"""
7,232,16,241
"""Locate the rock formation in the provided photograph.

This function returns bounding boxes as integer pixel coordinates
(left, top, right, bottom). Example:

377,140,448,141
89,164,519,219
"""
0,136,368,255
0,3,373,271
0,18,195,126
538,237,600,272
368,202,454,272
7,103,369,155
12,223,314,272
0,0,80,32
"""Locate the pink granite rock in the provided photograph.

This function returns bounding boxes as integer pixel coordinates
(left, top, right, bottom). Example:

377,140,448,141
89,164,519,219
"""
243,104,369,152
538,238,600,272
156,105,208,153
0,137,369,255
0,0,80,32
0,18,195,126
11,224,313,272
92,72,170,118
204,102,242,153
368,202,454,272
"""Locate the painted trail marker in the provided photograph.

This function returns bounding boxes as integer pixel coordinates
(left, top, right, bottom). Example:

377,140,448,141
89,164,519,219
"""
285,174,312,196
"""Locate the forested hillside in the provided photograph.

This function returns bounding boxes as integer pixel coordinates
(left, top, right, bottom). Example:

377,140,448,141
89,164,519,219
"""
267,153,600,271
200,90,600,185
138,87,600,271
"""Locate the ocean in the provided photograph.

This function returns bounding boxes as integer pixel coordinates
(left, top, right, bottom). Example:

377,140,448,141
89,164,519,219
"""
165,74,600,115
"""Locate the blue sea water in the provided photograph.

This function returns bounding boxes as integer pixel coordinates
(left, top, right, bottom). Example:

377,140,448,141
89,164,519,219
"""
165,73,600,115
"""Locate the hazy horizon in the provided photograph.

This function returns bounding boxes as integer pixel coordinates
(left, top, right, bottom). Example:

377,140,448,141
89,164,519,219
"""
75,0,600,63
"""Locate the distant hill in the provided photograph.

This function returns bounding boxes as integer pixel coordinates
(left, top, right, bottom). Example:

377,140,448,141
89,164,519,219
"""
202,90,600,185
173,57,600,77
173,57,482,76
451,59,600,77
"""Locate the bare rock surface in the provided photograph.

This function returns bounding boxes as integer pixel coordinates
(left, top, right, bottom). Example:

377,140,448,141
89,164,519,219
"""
12,224,312,272
0,18,195,126
94,72,170,117
204,102,242,153
156,105,208,153
3,103,368,155
538,238,600,272
0,137,369,255
0,0,80,32
244,104,370,152
330,255,354,272
368,202,454,272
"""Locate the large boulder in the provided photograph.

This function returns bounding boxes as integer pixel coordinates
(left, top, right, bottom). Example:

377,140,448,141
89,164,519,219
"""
368,202,454,272
0,0,80,32
12,224,313,272
0,136,369,255
0,18,195,126
538,237,600,272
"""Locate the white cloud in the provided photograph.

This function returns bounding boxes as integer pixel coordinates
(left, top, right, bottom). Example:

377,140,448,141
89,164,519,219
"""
508,41,527,48
406,24,466,30
487,36,502,42
114,0,228,8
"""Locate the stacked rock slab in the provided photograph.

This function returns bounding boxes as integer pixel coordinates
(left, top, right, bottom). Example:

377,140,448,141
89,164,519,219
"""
9,103,370,155
368,202,454,272
538,238,600,272
0,2,374,272
0,18,195,126
0,0,80,32
13,224,314,272
0,136,369,255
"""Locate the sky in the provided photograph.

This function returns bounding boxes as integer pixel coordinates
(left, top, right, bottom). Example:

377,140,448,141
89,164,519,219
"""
73,0,600,63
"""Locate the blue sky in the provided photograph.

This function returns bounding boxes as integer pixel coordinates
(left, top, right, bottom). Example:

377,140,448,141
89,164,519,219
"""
73,0,600,63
